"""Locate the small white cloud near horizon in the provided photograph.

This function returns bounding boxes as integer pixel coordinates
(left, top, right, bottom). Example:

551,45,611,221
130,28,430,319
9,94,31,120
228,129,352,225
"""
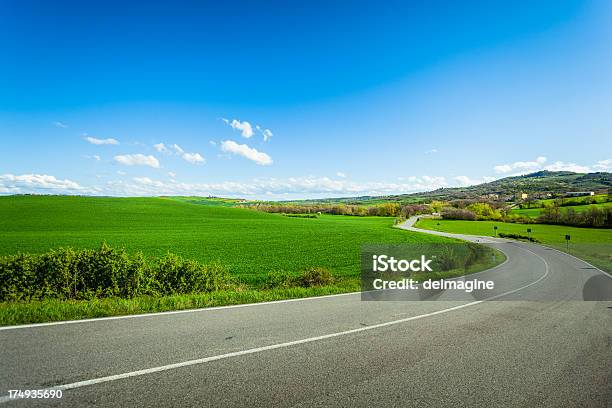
113,154,160,168
593,159,611,171
85,136,119,145
0,173,85,194
494,156,610,175
454,175,496,187
425,148,438,154
53,121,68,128
336,172,347,178
168,172,176,178
494,156,547,174
220,140,272,165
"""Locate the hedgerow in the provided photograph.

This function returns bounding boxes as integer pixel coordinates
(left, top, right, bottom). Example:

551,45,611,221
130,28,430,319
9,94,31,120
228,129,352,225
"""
0,243,230,302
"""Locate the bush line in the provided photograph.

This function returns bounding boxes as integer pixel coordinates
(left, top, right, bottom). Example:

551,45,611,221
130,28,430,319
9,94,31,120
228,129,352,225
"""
0,243,341,303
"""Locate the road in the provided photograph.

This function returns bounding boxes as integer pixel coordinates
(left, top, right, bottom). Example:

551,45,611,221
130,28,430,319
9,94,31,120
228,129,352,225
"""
1,218,611,407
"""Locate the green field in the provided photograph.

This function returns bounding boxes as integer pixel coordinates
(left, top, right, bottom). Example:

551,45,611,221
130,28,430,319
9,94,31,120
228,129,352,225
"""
0,196,450,285
414,218,612,273
511,202,612,218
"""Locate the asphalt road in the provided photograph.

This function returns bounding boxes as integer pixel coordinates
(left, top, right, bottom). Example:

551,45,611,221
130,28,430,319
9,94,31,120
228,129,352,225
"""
1,219,611,407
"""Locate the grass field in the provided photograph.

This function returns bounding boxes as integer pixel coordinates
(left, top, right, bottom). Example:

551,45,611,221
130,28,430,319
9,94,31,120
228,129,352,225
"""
0,196,456,286
0,196,509,324
510,202,612,218
415,218,612,273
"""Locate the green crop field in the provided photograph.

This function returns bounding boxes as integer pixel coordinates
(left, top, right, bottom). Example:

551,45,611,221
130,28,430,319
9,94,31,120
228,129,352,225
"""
0,195,451,285
511,202,612,218
414,218,612,273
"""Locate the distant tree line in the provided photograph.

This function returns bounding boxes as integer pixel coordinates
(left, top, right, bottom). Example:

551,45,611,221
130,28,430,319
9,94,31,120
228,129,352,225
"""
537,205,612,228
242,203,430,217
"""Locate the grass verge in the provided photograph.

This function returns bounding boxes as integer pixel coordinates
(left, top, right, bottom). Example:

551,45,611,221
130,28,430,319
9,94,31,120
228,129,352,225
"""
0,280,360,326
414,218,612,274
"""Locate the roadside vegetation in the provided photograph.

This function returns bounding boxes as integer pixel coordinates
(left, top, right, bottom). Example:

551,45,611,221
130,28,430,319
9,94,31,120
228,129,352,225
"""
414,218,612,274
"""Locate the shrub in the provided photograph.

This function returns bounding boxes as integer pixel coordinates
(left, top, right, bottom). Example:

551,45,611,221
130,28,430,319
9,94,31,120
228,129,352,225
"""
263,271,293,289
498,232,539,242
295,267,334,287
441,208,476,221
0,243,230,302
154,254,229,295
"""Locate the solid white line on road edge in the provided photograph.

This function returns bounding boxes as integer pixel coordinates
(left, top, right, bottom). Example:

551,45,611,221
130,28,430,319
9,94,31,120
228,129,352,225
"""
0,246,549,405
0,291,360,332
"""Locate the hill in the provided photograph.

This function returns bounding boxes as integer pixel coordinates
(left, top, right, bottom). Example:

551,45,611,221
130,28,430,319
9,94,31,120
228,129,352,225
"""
282,171,611,204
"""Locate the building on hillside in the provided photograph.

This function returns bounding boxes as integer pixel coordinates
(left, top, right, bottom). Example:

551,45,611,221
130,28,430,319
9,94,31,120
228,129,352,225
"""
565,191,595,197
513,192,528,200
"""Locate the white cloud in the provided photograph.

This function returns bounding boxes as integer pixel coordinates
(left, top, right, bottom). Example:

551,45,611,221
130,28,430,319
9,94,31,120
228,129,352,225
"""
173,144,204,164
153,143,169,153
255,125,273,142
494,156,547,174
182,152,205,164
454,175,495,187
117,171,126,176
544,161,591,173
454,176,474,187
336,172,347,178
493,156,609,175
93,155,101,161
593,159,611,171
493,164,512,173
221,140,272,166
0,173,86,194
99,175,450,199
85,136,119,145
168,172,176,178
223,119,254,138
425,148,438,154
153,142,205,165
113,154,160,168
262,129,273,142
53,121,68,128
209,141,217,146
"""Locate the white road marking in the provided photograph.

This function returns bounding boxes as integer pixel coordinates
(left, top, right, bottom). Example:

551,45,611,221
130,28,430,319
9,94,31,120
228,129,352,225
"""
0,246,550,404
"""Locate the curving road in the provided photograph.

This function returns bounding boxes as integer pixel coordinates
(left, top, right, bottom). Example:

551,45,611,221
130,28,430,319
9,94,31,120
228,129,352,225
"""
0,218,611,407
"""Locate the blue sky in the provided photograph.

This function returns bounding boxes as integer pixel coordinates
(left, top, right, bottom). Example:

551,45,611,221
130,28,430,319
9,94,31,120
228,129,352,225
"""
1,0,611,199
